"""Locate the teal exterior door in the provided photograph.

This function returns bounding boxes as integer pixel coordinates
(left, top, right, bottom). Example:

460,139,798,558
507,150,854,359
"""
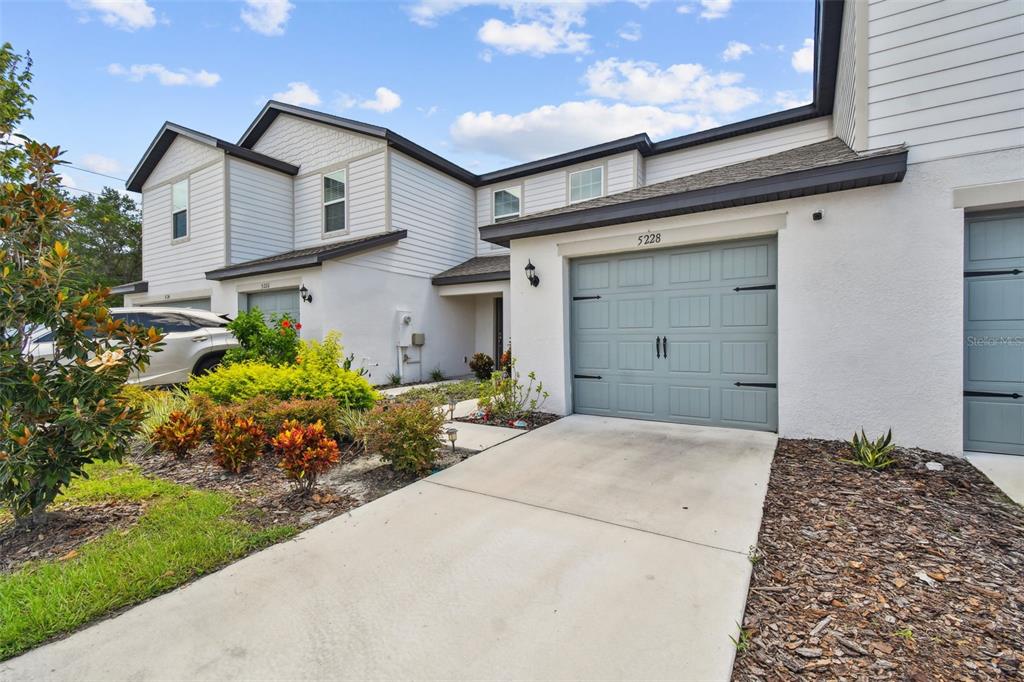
571,237,778,431
964,211,1024,455
247,289,301,325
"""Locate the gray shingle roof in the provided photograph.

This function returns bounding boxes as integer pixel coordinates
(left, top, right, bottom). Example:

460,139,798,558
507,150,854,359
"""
432,255,511,285
480,138,908,246
206,230,407,281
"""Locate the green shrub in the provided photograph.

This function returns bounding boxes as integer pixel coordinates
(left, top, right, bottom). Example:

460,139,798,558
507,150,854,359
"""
150,411,204,459
394,379,482,407
844,429,897,469
430,367,445,382
468,353,494,380
212,415,266,474
187,361,377,409
336,407,371,449
362,400,445,475
223,309,300,366
0,46,160,524
272,420,340,493
479,358,549,423
262,398,340,438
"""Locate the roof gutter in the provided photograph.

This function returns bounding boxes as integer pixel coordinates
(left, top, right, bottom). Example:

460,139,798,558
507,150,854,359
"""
432,270,512,286
479,151,908,247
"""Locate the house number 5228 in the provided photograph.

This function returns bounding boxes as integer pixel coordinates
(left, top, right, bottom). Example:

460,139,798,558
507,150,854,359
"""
637,232,661,246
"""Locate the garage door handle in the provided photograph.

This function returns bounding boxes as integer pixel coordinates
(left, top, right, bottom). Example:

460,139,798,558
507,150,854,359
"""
574,374,602,380
656,337,661,358
963,269,1021,277
661,336,668,358
965,390,1021,399
733,284,777,292
734,382,777,388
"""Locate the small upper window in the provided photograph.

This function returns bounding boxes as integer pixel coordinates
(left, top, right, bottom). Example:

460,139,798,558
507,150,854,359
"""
569,166,603,203
172,179,188,239
493,187,521,222
323,170,346,233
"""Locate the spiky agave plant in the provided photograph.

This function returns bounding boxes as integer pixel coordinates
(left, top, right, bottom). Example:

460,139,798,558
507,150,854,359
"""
844,428,897,469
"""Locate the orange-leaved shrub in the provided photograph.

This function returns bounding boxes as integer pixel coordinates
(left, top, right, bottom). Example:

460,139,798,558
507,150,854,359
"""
361,400,445,475
151,411,204,459
271,419,340,493
212,415,266,473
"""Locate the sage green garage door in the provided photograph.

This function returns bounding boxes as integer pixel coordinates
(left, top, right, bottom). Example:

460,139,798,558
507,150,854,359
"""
571,237,778,431
964,211,1024,455
247,289,300,325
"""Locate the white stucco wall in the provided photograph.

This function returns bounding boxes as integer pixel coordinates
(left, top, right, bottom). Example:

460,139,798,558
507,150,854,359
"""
508,147,1024,455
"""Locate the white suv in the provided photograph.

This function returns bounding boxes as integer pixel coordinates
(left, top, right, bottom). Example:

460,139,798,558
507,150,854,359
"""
27,307,239,386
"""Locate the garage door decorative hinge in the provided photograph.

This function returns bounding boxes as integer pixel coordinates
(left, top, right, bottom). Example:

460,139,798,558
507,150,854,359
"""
733,284,776,292
963,269,1021,278
964,390,1022,399
734,382,777,388
572,295,602,301
574,374,603,380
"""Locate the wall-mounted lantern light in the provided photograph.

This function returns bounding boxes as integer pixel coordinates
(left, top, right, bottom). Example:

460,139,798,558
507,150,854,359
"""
299,284,313,303
524,260,540,288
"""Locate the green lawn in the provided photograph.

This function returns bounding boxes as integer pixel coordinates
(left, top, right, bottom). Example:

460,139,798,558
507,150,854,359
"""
0,460,296,661
393,379,483,406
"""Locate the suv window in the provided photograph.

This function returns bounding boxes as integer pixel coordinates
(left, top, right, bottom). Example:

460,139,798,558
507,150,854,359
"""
115,312,198,334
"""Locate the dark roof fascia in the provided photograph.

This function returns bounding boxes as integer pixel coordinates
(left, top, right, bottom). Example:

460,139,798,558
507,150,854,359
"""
813,0,845,116
205,230,408,281
110,280,149,295
126,122,298,192
475,135,653,185
432,270,511,286
479,150,908,247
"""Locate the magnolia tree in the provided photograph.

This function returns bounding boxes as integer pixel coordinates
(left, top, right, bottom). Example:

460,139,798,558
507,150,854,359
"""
0,44,161,526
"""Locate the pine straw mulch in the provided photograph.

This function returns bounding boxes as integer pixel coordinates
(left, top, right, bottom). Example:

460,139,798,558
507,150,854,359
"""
455,411,563,430
0,501,147,573
732,439,1024,681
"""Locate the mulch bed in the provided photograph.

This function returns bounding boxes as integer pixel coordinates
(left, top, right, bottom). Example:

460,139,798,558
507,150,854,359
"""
733,439,1024,680
456,411,563,430
0,501,146,573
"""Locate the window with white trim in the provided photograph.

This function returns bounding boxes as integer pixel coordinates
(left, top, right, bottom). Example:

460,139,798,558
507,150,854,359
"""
323,170,346,233
493,187,521,222
171,179,188,239
569,166,603,203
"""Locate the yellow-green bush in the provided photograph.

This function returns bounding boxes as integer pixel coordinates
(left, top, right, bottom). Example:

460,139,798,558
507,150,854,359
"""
188,361,377,410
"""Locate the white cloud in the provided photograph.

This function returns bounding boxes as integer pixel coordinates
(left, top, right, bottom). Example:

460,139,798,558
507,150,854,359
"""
617,21,642,42
792,37,814,73
418,105,440,117
676,4,694,14
360,87,402,113
451,100,708,162
583,58,759,113
241,0,293,36
721,41,751,61
406,0,480,27
773,90,812,109
477,4,591,56
72,0,157,31
107,63,221,87
80,153,122,175
272,81,321,106
700,0,732,19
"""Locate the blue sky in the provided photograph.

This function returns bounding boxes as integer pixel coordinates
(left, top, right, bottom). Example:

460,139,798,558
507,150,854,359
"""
1,0,816,196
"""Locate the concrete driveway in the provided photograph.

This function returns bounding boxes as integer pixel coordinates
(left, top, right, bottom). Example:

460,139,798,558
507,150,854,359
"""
1,415,776,682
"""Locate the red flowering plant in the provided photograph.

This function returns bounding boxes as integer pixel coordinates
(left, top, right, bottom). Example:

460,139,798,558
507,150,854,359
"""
272,419,340,494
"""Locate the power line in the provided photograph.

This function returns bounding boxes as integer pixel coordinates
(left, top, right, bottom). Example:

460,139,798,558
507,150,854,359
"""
64,164,127,183
59,184,101,197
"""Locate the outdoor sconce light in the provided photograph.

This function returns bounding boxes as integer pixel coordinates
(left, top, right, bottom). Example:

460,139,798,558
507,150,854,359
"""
445,427,459,458
299,284,313,303
524,260,540,287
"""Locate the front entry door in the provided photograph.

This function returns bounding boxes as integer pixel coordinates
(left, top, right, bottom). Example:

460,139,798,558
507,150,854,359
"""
570,237,778,431
964,211,1024,455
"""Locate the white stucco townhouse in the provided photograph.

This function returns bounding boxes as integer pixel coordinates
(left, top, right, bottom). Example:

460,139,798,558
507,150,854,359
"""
118,0,1024,457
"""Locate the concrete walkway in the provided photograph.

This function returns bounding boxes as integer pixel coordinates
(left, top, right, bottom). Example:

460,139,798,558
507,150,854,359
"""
967,452,1024,505
1,416,776,681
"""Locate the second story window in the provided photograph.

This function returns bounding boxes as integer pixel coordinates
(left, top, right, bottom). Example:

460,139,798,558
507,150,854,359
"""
323,170,347,233
493,187,521,222
569,166,603,203
171,179,188,239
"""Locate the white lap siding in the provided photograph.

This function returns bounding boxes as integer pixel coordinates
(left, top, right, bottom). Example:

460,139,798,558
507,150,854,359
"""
227,158,293,263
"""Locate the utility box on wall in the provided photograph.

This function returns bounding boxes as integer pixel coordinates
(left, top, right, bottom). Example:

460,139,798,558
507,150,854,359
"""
395,309,413,347
411,333,425,347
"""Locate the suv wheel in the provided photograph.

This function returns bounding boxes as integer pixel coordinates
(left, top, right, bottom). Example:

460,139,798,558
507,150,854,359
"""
192,354,223,376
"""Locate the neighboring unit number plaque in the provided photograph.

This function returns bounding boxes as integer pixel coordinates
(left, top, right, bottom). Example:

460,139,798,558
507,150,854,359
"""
637,232,662,246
